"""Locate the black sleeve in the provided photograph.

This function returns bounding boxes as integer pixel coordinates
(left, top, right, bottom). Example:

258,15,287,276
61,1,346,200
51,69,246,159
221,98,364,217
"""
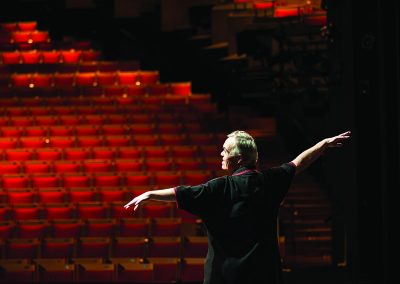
262,162,296,204
175,177,225,218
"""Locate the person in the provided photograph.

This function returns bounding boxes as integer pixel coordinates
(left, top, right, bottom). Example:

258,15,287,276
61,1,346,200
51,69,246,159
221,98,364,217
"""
124,130,351,284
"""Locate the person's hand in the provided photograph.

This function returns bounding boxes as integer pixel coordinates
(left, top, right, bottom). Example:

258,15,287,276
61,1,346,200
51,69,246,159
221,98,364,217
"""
324,131,351,148
124,192,150,211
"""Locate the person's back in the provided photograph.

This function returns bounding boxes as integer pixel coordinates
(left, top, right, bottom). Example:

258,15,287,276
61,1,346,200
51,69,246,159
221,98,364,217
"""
181,164,294,284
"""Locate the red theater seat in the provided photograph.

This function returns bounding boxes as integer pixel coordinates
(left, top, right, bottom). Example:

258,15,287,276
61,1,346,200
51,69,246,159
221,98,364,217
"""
1,51,21,64
41,238,75,259
37,188,66,203
112,237,147,258
53,73,74,86
114,159,143,172
49,125,74,136
11,73,31,87
51,219,82,238
75,125,99,136
6,190,34,204
77,263,114,283
0,127,23,138
63,174,91,188
170,82,191,96
139,70,159,85
19,137,46,148
0,161,21,174
17,219,49,238
41,50,61,64
63,148,90,160
124,172,151,187
20,50,41,64
102,125,127,136
97,72,116,85
118,218,150,237
117,71,138,85
23,161,51,174
81,49,101,61
0,221,14,239
37,261,75,282
17,21,37,31
11,204,41,220
175,158,203,171
82,160,111,173
116,261,153,283
85,219,116,237
147,257,179,282
77,136,104,147
2,175,29,189
141,202,174,218
43,203,75,220
92,147,116,159
53,161,81,173
118,147,142,159
151,218,181,237
98,188,126,202
0,262,35,282
183,170,212,185
77,237,111,258
11,31,31,44
68,188,96,203
93,173,121,187
4,238,39,259
0,137,18,149
76,202,108,219
61,50,82,63
153,172,181,187
31,174,60,188
30,30,49,43
36,148,62,161
75,72,96,86
145,159,173,171
24,126,48,137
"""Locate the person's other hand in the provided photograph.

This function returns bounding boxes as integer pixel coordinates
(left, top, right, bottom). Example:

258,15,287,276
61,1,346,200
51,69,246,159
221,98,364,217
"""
124,192,150,211
325,131,351,147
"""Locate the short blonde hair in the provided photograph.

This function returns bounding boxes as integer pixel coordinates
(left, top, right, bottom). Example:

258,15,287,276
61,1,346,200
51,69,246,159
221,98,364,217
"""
227,130,258,167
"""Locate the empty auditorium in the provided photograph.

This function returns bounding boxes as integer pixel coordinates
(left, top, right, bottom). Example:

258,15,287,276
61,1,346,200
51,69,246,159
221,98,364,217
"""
0,1,397,283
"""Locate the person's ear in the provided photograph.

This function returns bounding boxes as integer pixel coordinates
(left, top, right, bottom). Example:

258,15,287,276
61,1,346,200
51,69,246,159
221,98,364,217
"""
236,154,243,165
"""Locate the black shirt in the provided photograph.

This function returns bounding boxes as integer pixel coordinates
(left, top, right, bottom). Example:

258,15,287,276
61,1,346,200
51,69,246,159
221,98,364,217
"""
175,163,296,284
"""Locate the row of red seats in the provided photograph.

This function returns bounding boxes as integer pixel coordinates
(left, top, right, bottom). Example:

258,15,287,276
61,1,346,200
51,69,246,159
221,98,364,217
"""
233,0,321,18
4,70,164,86
0,217,203,238
0,144,221,158
0,123,203,136
0,134,223,148
0,110,205,120
0,99,212,114
0,170,214,189
0,31,49,45
0,49,101,64
0,158,216,174
0,122,202,134
0,257,205,283
0,187,151,203
1,22,38,32
0,60,140,74
0,201,198,220
1,236,207,259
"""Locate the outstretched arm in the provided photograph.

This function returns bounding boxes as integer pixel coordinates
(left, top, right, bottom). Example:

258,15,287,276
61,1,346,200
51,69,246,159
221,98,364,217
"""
291,131,351,175
124,188,176,211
